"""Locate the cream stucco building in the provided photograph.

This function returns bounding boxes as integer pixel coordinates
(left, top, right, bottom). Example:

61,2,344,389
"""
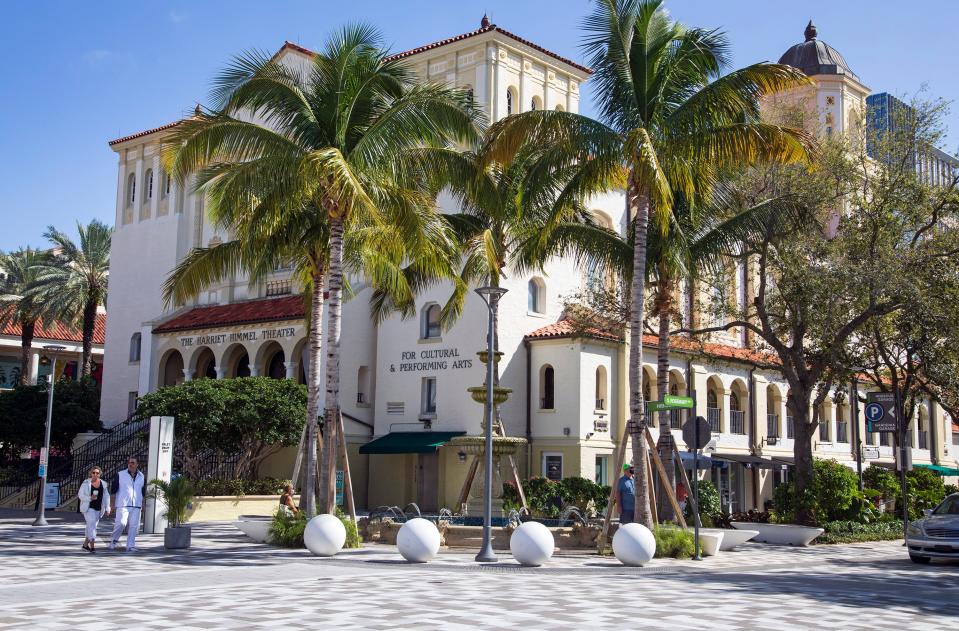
100,18,958,513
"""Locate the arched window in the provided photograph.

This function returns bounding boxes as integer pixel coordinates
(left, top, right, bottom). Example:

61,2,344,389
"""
531,95,542,111
144,169,153,203
528,278,545,314
707,390,718,409
730,392,741,411
126,173,136,207
540,365,555,409
129,332,141,363
162,171,171,198
421,304,441,339
506,87,516,116
595,366,608,410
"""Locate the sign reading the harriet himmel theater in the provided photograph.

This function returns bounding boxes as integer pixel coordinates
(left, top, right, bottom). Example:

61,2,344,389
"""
391,347,473,372
178,327,298,348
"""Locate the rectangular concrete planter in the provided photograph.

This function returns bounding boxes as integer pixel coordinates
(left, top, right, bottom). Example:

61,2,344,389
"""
187,495,296,522
731,522,823,546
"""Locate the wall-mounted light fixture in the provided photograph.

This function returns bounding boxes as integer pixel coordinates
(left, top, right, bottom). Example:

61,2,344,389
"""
563,427,571,436
457,450,467,463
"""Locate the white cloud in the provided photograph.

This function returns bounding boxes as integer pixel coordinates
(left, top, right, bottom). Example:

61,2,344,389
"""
82,49,113,65
169,11,186,24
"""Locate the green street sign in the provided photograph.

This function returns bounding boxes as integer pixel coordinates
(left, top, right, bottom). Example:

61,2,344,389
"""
664,395,694,409
647,401,669,412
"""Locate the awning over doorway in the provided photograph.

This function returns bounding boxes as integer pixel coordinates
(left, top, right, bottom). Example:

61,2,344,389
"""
713,453,783,470
678,451,716,469
915,463,959,476
358,431,466,454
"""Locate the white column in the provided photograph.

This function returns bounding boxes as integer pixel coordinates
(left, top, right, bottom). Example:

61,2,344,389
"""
134,156,144,222
115,155,127,226
150,153,161,218
249,365,259,378
28,351,40,385
491,46,501,121
137,327,153,395
754,375,769,446
182,368,193,382
721,390,731,434
284,361,297,379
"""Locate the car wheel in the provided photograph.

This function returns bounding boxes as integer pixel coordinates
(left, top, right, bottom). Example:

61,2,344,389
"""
909,553,931,564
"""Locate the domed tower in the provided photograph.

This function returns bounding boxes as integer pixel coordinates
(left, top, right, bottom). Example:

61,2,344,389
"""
774,20,870,137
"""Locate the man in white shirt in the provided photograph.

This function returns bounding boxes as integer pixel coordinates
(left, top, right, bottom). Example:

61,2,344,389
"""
109,456,146,552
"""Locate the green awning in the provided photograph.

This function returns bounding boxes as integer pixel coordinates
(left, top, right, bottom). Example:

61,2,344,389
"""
359,431,466,455
915,463,959,476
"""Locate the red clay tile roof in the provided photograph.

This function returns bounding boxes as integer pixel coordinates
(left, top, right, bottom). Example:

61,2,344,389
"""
525,319,780,367
279,22,592,75
1,313,106,345
153,295,305,333
108,120,182,147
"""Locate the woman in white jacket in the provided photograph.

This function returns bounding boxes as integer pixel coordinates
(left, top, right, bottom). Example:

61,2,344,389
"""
77,467,110,553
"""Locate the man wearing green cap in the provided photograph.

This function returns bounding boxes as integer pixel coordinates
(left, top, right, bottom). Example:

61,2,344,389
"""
614,463,636,524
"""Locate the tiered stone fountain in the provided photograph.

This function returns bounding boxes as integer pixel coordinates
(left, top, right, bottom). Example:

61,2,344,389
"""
449,350,526,518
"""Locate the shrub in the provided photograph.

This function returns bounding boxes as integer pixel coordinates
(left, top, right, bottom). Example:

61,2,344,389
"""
150,476,196,527
906,468,946,519
773,459,858,524
863,465,898,501
816,520,902,544
268,509,362,549
686,479,721,520
945,484,959,497
192,477,290,497
270,509,306,548
503,476,610,518
653,526,694,559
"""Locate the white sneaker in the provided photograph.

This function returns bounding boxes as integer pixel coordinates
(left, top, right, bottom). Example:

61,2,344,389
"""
108,541,117,550
126,546,139,553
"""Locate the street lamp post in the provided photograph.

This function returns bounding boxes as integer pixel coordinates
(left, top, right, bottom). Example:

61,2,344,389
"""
33,344,66,527
474,285,507,563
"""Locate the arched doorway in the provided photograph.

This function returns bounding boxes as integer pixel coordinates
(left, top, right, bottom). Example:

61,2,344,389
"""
194,347,217,380
159,350,184,387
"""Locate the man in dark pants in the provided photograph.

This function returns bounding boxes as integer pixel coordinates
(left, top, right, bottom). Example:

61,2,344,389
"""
614,463,636,524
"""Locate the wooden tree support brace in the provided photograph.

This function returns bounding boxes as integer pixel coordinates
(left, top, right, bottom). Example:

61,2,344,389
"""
646,446,658,526
645,427,687,529
337,410,357,523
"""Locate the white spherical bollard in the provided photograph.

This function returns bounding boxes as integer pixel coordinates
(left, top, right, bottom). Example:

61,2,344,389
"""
509,521,555,567
304,514,346,557
396,518,441,563
612,523,656,566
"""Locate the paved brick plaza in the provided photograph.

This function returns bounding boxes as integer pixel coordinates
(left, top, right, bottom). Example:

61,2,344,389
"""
1,511,956,630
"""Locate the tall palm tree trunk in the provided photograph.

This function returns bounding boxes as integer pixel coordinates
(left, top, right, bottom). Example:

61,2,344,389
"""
19,321,35,386
627,174,653,529
80,298,97,378
302,264,326,517
654,280,675,521
320,213,346,514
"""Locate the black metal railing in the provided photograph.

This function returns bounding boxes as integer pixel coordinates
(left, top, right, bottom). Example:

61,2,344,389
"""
8,414,150,510
670,409,682,430
918,431,928,450
707,408,721,432
786,416,795,439
730,410,746,435
819,421,830,442
767,413,779,438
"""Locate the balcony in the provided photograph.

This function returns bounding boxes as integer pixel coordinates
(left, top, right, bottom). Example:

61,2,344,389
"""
837,422,848,443
730,410,746,435
786,416,795,439
767,413,779,438
595,398,605,411
707,408,721,433
266,279,293,297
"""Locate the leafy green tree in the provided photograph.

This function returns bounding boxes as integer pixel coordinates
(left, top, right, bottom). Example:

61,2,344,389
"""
484,0,811,528
0,248,55,385
0,379,101,464
697,99,959,523
27,221,111,378
165,24,480,514
134,377,305,479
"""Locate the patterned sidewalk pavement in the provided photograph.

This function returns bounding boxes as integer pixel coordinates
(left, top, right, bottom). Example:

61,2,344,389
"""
0,511,957,630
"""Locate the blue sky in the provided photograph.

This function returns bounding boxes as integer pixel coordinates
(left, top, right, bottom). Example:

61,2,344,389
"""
2,0,956,251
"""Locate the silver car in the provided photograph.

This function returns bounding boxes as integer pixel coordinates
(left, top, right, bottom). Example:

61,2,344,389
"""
907,493,959,564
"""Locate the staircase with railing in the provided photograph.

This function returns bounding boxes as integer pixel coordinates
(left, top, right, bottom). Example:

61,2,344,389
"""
0,414,150,510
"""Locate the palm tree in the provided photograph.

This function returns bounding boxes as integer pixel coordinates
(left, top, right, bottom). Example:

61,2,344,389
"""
485,0,813,528
28,220,111,378
553,187,805,520
0,248,54,386
165,24,480,515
